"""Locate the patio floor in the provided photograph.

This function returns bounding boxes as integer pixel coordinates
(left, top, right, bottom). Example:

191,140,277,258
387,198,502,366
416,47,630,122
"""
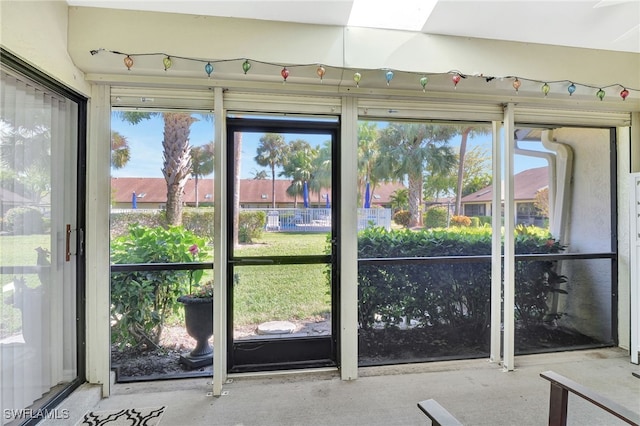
43,347,639,426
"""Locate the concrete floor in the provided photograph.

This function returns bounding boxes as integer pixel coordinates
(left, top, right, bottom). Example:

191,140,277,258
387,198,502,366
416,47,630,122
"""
45,347,639,426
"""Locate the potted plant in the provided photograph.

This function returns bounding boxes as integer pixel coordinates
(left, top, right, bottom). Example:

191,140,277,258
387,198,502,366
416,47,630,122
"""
177,244,214,369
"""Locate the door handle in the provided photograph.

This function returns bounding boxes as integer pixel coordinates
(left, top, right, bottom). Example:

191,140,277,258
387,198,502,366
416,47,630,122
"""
66,224,71,261
65,225,84,261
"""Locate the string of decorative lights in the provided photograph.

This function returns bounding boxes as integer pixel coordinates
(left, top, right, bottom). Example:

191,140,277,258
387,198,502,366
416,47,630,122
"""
90,48,638,101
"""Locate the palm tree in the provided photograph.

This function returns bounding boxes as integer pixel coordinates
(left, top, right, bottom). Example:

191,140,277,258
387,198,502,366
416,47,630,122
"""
280,141,313,208
357,121,380,207
250,169,269,180
190,143,214,207
376,123,457,227
117,111,199,225
111,130,131,169
162,113,196,225
389,188,409,212
310,140,331,204
255,133,287,209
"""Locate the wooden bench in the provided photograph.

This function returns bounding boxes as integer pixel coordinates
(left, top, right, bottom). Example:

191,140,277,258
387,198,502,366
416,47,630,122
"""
540,370,640,426
417,399,463,426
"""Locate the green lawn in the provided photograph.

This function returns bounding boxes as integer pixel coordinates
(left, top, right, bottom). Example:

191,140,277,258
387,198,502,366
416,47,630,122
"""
0,234,50,338
1,232,332,334
233,232,331,325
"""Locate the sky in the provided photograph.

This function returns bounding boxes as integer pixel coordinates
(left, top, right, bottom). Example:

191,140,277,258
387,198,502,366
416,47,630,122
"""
110,113,547,180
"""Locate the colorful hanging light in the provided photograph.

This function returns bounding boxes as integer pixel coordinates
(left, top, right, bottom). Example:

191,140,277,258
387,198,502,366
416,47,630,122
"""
280,67,289,82
385,70,394,86
353,72,362,87
316,65,326,82
596,88,605,101
163,56,172,71
242,60,251,74
204,62,214,78
541,83,551,97
512,78,521,93
620,88,630,101
568,83,576,96
123,55,134,71
420,76,428,92
452,74,461,88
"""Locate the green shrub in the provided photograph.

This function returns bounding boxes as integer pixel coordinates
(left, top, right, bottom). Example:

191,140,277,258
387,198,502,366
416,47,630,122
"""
357,226,566,337
478,216,492,226
182,207,215,242
424,206,448,228
5,206,44,235
392,210,411,227
470,217,480,227
110,210,164,238
110,224,210,349
238,210,266,243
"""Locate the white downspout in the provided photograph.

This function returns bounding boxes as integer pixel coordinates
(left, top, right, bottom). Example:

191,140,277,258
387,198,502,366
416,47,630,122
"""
541,130,574,245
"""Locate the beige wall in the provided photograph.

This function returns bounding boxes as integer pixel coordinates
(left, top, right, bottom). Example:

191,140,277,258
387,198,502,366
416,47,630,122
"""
66,6,640,111
1,0,91,96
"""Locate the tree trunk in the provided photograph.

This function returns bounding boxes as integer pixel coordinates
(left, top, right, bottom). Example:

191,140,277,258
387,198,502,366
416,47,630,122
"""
271,164,276,208
233,131,242,247
408,174,423,227
455,128,471,216
162,112,196,226
194,174,200,207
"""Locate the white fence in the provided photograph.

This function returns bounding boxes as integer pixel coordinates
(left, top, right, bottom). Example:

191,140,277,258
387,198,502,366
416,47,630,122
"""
246,208,392,232
111,207,393,232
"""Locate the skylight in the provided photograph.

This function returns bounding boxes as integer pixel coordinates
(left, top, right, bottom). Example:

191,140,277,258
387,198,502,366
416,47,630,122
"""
347,0,438,32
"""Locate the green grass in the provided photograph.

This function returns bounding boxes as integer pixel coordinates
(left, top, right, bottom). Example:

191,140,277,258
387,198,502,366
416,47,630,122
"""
0,234,50,338
233,232,331,325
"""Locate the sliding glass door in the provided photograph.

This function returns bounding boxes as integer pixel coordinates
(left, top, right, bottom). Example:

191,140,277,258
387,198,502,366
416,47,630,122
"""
0,53,85,424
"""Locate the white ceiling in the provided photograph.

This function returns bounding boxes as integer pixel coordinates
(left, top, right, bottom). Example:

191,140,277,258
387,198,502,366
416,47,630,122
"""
67,0,640,53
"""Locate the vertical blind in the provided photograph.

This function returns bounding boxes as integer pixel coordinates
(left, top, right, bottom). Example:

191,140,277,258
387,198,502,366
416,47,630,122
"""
0,69,77,424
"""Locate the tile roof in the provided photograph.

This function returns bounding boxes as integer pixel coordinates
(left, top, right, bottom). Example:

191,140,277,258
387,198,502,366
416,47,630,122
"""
111,178,404,205
460,166,549,203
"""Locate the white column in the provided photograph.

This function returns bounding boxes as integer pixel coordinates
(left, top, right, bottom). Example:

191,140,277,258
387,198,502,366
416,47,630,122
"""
212,87,228,394
340,96,359,380
502,104,516,371
628,112,640,363
85,84,112,396
490,120,502,363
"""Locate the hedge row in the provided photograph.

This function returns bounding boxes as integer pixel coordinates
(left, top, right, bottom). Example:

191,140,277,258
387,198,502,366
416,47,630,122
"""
357,226,566,336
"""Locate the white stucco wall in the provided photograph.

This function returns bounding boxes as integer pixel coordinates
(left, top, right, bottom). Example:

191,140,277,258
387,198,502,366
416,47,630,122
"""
0,0,91,96
553,128,615,342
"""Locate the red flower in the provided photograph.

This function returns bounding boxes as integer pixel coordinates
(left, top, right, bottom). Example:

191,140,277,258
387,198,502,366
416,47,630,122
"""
189,244,199,256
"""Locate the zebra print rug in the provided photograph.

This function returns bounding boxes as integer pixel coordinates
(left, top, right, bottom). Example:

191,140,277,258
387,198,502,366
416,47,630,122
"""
77,406,165,426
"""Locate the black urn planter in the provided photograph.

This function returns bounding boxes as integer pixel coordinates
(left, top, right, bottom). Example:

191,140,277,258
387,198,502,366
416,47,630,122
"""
177,295,213,369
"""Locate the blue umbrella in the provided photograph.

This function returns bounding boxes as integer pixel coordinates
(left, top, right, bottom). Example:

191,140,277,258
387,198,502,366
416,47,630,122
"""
132,192,137,209
325,194,330,208
303,181,309,208
364,182,371,208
